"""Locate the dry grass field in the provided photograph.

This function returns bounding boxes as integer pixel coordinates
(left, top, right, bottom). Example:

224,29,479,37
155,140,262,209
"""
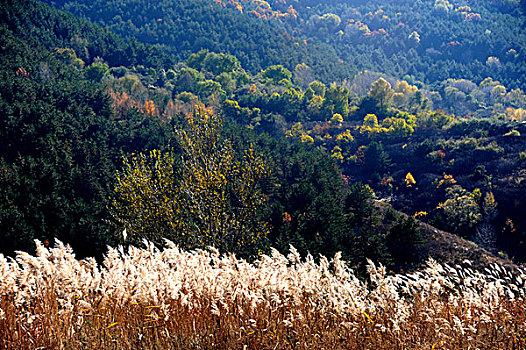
1,240,526,349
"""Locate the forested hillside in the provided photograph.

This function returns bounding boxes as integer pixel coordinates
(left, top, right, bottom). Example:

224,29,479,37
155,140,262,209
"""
45,0,526,92
43,0,353,82
0,0,178,257
1,0,425,274
2,0,526,267
227,0,526,90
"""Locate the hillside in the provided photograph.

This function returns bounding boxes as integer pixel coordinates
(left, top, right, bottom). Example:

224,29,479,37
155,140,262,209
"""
0,0,178,257
43,0,353,81
2,1,526,347
258,0,526,90
2,0,526,268
381,203,521,273
44,0,526,91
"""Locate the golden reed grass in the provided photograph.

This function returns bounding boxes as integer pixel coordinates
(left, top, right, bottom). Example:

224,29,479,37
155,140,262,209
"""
1,240,526,349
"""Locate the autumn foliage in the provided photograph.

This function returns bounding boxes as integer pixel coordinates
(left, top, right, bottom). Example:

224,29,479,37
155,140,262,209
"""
110,107,270,257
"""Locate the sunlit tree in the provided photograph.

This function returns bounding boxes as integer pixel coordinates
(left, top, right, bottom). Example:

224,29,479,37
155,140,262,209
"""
110,107,270,257
437,185,482,235
261,65,292,83
368,78,394,111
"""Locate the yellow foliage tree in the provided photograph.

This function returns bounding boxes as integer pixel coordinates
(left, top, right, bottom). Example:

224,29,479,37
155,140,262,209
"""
360,113,379,132
505,107,526,121
331,145,344,163
392,80,418,107
405,172,416,187
329,113,344,128
335,129,354,144
110,107,270,257
437,185,482,234
286,122,314,144
368,78,394,109
359,113,389,139
382,117,414,138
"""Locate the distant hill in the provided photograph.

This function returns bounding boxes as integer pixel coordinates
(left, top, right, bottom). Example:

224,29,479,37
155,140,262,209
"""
258,0,526,89
44,0,526,90
42,0,354,82
1,0,175,69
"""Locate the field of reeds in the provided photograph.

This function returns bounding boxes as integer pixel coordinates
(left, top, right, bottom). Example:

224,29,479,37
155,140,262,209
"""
1,240,526,349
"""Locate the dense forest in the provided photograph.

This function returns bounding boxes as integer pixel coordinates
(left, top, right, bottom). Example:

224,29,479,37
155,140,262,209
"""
1,0,526,272
0,0,412,273
0,0,176,257
45,0,526,91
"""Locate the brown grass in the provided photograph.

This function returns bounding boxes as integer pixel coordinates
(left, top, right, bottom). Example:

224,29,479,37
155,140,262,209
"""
1,240,526,349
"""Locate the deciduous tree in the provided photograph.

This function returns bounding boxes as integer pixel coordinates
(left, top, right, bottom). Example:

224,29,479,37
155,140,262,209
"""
110,107,270,257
